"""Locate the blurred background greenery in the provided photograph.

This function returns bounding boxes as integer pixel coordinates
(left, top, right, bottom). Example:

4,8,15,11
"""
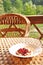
0,0,43,15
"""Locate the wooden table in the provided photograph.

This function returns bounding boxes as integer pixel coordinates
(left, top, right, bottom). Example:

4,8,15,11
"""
27,15,43,39
0,38,43,65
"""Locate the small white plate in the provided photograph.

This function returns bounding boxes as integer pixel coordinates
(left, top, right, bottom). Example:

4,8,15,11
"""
9,43,42,58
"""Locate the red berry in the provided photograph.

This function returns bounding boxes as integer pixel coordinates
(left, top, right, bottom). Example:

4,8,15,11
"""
16,48,31,56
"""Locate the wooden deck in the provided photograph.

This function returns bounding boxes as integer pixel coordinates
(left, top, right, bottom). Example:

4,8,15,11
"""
0,38,43,65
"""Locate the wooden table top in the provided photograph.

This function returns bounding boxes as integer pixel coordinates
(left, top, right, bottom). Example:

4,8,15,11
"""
0,38,43,65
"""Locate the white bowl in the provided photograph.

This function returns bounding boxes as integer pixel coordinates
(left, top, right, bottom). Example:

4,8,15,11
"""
9,42,42,58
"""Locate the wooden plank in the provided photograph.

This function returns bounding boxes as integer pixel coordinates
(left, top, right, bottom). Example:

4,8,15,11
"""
26,15,43,24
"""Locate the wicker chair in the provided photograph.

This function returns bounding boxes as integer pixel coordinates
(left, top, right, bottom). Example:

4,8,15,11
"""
0,14,30,37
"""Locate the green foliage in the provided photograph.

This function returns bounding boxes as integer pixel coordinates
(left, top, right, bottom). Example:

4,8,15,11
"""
23,1,36,15
13,0,23,13
0,0,5,14
11,0,15,6
0,0,43,15
3,0,12,13
36,5,43,15
10,7,19,13
32,0,43,5
23,0,30,3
